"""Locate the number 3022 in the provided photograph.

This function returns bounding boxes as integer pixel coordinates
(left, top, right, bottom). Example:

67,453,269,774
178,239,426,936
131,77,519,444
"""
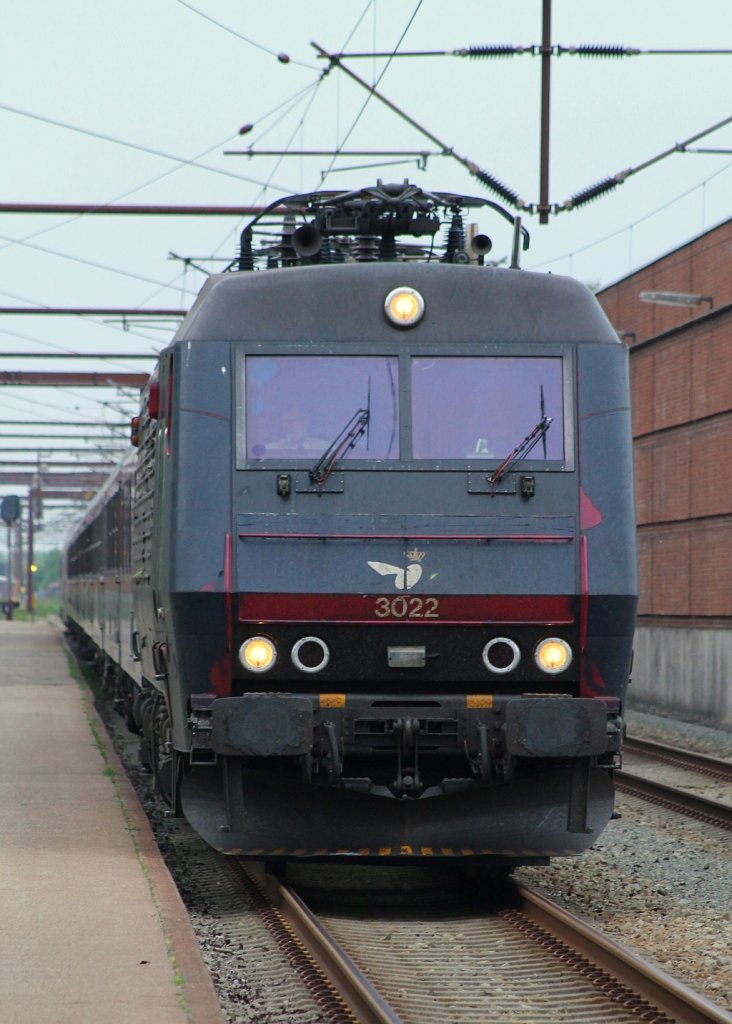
373,596,439,619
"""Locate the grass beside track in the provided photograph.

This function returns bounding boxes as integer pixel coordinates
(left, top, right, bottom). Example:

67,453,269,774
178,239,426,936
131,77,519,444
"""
8,597,59,622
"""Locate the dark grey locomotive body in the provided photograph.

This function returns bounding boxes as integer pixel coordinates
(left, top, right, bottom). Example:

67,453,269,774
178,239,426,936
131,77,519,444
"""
62,189,636,864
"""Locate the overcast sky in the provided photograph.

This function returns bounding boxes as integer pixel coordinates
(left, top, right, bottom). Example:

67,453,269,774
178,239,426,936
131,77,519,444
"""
2,0,731,547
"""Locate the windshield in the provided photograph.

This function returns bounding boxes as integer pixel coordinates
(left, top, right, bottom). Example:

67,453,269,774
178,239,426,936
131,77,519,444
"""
243,353,565,463
245,355,399,459
411,356,564,460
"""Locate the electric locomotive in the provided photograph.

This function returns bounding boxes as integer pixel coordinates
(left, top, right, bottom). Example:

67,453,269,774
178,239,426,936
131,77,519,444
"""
62,182,637,864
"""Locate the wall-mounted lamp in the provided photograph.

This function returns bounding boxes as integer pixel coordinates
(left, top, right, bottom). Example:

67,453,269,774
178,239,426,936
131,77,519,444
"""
640,291,713,309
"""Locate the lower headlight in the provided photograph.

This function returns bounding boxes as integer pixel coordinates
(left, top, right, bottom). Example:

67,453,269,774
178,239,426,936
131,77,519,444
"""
534,637,572,674
239,636,277,673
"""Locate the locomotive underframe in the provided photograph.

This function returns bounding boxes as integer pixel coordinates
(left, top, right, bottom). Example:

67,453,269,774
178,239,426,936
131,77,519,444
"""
176,690,623,858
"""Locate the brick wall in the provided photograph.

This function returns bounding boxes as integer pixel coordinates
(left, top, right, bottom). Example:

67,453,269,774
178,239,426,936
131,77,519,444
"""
597,218,732,625
598,219,732,345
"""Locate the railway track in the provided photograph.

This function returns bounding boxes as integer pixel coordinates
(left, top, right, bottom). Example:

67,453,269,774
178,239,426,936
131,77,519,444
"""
619,736,732,831
243,863,732,1024
87,660,732,1024
623,736,732,783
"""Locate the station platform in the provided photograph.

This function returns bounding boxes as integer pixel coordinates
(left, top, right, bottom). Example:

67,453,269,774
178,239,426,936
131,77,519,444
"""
0,620,223,1024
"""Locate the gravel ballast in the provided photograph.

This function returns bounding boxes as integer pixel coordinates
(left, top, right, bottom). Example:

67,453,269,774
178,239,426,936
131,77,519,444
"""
517,706,732,1011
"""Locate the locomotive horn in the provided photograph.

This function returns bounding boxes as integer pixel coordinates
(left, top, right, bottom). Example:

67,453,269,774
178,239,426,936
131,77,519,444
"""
292,224,323,257
470,234,493,256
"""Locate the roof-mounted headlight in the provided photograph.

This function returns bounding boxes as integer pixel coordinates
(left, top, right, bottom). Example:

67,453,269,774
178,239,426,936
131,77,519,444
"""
384,287,425,328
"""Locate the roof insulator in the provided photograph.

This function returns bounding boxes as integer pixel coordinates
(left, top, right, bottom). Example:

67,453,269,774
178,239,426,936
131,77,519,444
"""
568,176,621,209
458,44,523,59
472,168,520,207
441,212,466,263
573,44,631,58
238,229,254,272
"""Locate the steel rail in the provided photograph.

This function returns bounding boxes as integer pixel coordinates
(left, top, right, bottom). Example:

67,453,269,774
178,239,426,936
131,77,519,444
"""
243,863,403,1024
243,864,732,1024
624,735,732,781
616,772,732,830
515,882,732,1024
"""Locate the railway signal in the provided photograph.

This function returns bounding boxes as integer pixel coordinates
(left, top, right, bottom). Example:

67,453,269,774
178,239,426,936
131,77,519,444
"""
2,494,21,620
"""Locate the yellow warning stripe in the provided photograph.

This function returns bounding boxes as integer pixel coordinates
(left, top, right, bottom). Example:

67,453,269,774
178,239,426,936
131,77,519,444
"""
232,846,568,857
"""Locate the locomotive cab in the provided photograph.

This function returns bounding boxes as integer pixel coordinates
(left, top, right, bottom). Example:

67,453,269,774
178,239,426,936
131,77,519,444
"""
166,255,634,860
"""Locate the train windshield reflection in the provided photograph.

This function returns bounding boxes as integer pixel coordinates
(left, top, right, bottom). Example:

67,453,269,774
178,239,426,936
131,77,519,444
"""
245,355,399,459
411,356,564,460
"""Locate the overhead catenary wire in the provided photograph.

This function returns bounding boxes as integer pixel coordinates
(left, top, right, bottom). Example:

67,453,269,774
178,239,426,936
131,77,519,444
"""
528,156,732,274
316,0,426,189
2,353,155,360
0,445,128,454
174,0,320,70
0,125,288,265
0,231,200,296
207,1,379,263
206,0,378,265
204,71,334,265
1,322,152,357
314,43,732,216
0,287,177,351
3,8,730,530
0,389,136,421
314,17,732,219
238,77,331,140
321,44,732,59
243,74,329,152
0,421,129,428
0,303,185,318
0,116,296,318
1,436,126,443
245,70,329,207
226,149,441,158
560,112,732,211
210,0,378,260
0,102,295,192
312,41,523,208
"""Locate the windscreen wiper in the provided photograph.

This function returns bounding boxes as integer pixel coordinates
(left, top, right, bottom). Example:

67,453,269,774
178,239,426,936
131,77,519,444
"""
309,400,370,485
490,387,552,487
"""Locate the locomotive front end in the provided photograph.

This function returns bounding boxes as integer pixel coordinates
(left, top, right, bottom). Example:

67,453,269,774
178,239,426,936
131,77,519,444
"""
170,240,635,862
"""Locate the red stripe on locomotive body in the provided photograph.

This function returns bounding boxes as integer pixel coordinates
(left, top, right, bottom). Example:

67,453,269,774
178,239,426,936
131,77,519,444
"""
238,593,574,625
224,532,233,652
238,531,572,543
579,534,589,654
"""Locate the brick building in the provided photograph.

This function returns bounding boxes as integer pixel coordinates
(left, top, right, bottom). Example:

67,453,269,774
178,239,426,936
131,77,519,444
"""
596,218,732,725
